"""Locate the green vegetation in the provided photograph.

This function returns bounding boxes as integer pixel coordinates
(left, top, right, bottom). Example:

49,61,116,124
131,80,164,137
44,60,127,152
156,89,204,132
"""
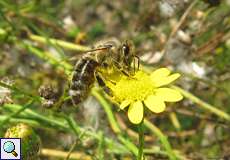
0,0,230,159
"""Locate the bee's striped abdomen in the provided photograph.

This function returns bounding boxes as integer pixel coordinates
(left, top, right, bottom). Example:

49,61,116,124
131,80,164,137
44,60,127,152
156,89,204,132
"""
69,58,99,105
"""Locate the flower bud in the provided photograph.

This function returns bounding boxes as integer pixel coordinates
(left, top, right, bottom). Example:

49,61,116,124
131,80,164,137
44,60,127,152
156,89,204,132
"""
4,123,41,160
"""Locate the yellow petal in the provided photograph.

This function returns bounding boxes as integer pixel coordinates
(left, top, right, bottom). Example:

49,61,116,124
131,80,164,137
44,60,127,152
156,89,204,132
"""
128,101,143,124
150,68,170,79
155,88,183,102
120,100,131,109
152,73,181,87
144,95,166,113
164,73,180,84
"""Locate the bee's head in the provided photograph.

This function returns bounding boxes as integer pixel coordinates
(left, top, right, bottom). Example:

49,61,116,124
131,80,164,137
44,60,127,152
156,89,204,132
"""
121,40,135,68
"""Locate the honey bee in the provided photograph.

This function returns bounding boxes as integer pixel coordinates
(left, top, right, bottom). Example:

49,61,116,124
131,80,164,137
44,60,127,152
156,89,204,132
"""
69,39,139,105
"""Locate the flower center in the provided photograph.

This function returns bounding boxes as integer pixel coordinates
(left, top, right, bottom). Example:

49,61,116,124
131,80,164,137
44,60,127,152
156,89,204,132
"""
110,71,155,103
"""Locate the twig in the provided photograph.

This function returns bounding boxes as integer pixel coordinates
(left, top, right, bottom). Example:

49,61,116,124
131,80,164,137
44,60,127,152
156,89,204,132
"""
162,0,199,56
196,32,224,55
169,0,199,39
41,148,92,160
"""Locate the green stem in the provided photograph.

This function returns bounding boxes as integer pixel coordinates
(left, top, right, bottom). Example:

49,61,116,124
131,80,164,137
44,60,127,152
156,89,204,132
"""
172,86,230,121
64,115,81,135
92,88,139,156
144,119,177,160
98,131,105,160
0,116,41,127
23,43,72,75
91,88,121,134
0,100,34,126
29,34,90,51
2,103,130,154
117,135,138,156
137,121,144,160
3,104,69,130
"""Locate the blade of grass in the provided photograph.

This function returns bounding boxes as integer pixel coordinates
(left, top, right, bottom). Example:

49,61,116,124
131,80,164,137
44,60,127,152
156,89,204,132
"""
23,43,72,75
169,112,181,131
29,34,90,51
3,104,69,130
2,103,130,154
144,119,177,160
172,86,230,121
0,115,41,127
0,100,34,126
91,88,121,134
91,88,138,156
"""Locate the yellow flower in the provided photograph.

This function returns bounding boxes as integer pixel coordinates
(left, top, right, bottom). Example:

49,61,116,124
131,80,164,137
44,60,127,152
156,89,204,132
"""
107,68,183,124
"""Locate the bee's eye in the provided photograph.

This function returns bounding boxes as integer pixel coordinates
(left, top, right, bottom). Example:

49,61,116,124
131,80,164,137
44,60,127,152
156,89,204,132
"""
122,45,129,56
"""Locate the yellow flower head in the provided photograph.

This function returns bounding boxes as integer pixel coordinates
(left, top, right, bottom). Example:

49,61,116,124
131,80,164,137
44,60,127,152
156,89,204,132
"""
107,68,183,124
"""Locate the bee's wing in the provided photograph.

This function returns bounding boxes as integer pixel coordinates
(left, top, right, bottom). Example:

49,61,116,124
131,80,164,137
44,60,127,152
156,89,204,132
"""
68,47,111,62
55,47,110,67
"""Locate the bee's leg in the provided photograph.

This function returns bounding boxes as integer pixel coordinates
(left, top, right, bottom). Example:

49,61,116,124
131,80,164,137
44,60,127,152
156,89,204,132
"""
135,55,140,71
120,68,131,77
134,57,136,73
112,60,132,77
119,66,136,78
97,68,117,84
132,55,140,74
95,72,112,96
